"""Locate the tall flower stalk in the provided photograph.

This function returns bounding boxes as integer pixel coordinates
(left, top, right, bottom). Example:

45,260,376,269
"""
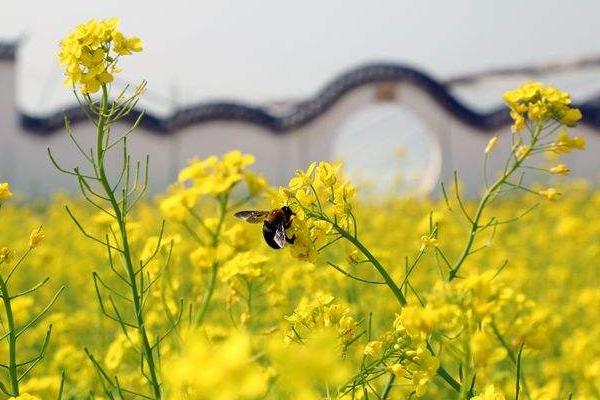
445,82,584,281
50,18,171,399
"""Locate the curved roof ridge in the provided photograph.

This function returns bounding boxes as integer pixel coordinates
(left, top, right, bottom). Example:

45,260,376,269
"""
18,62,600,135
0,42,17,61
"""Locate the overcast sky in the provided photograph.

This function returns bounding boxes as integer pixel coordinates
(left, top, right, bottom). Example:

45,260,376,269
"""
2,0,600,115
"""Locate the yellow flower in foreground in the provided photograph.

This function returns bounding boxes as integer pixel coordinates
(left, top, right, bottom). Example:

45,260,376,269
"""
472,384,506,400
0,182,13,203
8,394,42,400
29,228,45,249
539,188,561,201
270,329,351,399
164,331,268,400
484,136,498,154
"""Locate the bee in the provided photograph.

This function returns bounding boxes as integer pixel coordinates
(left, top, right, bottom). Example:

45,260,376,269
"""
234,206,296,249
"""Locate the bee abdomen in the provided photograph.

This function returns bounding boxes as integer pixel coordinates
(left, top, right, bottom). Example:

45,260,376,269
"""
262,221,283,249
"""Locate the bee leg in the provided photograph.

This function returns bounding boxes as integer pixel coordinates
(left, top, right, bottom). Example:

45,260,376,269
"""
285,234,296,244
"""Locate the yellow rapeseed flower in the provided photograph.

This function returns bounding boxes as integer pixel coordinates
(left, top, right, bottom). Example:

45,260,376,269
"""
471,330,507,368
243,171,267,196
8,394,42,400
288,162,317,190
420,235,439,251
550,164,570,175
112,31,143,55
164,331,268,399
471,384,506,400
58,18,142,94
0,182,13,203
177,151,256,196
539,187,561,201
484,136,498,154
503,82,581,132
515,144,530,160
551,130,586,154
0,247,13,264
274,160,357,262
189,247,216,270
29,227,45,249
403,345,440,397
386,363,406,377
560,108,583,127
363,340,383,357
316,161,340,186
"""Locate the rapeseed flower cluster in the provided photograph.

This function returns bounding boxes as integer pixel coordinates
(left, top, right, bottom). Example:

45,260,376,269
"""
275,161,356,262
482,82,585,208
503,81,582,132
0,182,12,204
385,317,442,397
58,18,142,93
161,151,266,221
284,292,360,347
178,151,261,197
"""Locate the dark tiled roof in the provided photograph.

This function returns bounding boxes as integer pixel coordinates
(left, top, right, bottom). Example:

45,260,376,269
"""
19,62,600,135
0,42,16,61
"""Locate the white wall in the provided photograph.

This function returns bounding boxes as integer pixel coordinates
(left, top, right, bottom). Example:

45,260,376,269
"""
0,60,17,187
1,59,599,199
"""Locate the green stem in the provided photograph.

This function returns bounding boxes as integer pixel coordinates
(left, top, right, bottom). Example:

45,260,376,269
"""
381,374,395,399
195,262,218,325
0,275,19,395
246,280,253,314
437,366,462,393
427,341,462,394
458,329,474,400
195,193,229,326
97,85,161,399
332,222,461,394
449,123,543,281
334,224,406,306
491,323,531,399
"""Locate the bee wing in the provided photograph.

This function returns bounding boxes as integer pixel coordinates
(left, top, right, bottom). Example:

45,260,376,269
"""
234,210,270,224
273,221,287,249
